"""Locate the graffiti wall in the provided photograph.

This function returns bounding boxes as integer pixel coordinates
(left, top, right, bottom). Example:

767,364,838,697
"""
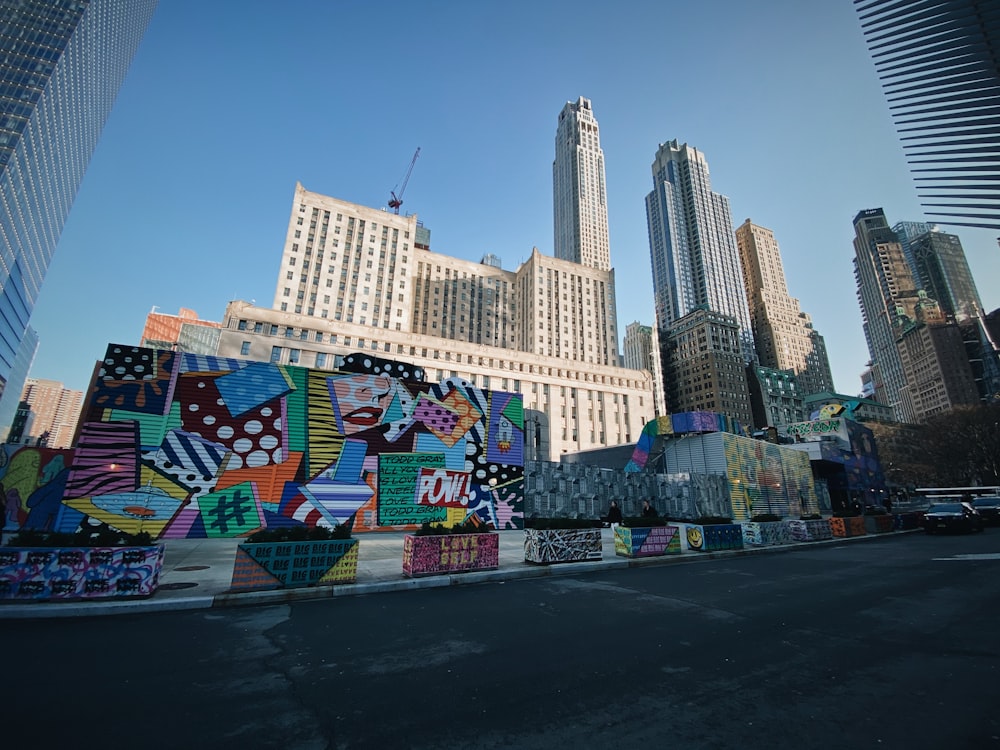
2,345,524,540
721,433,819,520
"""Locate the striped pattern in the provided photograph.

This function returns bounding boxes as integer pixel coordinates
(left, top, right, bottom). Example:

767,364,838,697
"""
65,422,140,499
855,0,1000,228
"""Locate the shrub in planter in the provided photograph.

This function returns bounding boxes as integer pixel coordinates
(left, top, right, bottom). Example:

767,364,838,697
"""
230,522,359,591
684,517,744,552
614,516,680,558
402,520,499,578
524,517,602,564
742,514,792,547
0,528,165,601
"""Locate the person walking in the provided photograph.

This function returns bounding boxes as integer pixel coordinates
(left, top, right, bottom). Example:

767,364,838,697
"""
606,500,623,530
642,499,657,518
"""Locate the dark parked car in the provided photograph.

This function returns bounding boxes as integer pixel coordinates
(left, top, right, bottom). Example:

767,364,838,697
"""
923,502,985,534
971,496,1000,526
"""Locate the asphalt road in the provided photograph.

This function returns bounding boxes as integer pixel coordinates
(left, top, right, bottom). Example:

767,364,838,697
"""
6,530,1000,750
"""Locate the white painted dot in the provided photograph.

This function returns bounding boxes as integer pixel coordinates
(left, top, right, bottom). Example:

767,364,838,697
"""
217,425,234,440
244,420,263,435
259,435,278,450
202,415,216,425
272,447,283,462
188,403,199,412
261,407,272,417
233,438,253,453
198,382,206,388
246,450,270,467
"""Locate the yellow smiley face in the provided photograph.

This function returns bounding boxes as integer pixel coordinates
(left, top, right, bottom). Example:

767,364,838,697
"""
686,525,704,550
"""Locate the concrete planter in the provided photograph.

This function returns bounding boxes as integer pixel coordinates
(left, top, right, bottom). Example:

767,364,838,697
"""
684,523,744,552
0,545,165,600
524,528,602,564
786,518,832,542
614,525,681,558
864,515,894,534
830,516,867,538
402,533,499,577
741,521,792,547
230,538,359,591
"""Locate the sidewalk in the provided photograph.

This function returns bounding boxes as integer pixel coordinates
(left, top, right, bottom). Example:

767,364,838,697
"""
0,527,905,619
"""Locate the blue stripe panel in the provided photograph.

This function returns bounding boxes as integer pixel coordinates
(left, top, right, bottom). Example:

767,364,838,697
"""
179,353,245,373
332,439,367,484
214,361,294,417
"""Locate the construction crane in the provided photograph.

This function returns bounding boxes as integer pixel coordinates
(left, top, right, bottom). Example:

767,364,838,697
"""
388,147,420,214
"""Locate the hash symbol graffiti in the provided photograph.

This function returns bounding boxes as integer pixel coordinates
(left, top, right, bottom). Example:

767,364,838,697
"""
208,490,250,534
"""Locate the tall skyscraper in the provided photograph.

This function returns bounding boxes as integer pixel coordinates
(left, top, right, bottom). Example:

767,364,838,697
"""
735,220,834,396
852,209,921,421
645,140,755,364
553,97,611,271
0,0,157,411
644,140,756,423
854,0,1000,229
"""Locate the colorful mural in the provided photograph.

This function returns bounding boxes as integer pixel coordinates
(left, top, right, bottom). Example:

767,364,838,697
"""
2,345,524,540
721,433,818,520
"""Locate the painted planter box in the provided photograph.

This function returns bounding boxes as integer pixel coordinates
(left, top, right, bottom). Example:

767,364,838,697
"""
685,523,744,552
864,515,894,534
741,521,792,547
786,518,832,542
230,538,359,591
830,516,867,538
402,533,499,577
0,545,165,601
614,525,681,558
524,528,603,564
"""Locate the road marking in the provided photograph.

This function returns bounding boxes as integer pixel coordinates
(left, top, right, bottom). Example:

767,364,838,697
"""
933,553,1000,561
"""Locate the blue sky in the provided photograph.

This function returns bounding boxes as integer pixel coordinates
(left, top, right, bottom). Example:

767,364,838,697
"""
31,0,1000,396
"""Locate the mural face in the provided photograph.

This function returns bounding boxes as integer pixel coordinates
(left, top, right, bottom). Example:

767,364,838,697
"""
2,345,525,540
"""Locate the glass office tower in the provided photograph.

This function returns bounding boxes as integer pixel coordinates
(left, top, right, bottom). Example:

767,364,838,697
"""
0,0,157,402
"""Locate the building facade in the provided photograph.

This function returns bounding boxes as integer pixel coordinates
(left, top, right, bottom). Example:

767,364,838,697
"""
273,184,621,368
855,0,1000,229
746,365,807,430
0,0,156,417
852,208,922,421
735,219,834,396
553,96,611,272
662,307,753,427
622,321,665,417
16,377,83,449
141,307,222,352
896,317,981,420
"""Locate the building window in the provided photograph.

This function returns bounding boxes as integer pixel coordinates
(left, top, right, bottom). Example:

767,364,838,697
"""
237,320,248,331
289,349,300,364
316,352,327,368
240,341,251,356
270,346,282,363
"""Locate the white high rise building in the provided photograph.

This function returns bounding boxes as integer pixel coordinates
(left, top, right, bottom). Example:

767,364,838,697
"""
553,97,611,272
